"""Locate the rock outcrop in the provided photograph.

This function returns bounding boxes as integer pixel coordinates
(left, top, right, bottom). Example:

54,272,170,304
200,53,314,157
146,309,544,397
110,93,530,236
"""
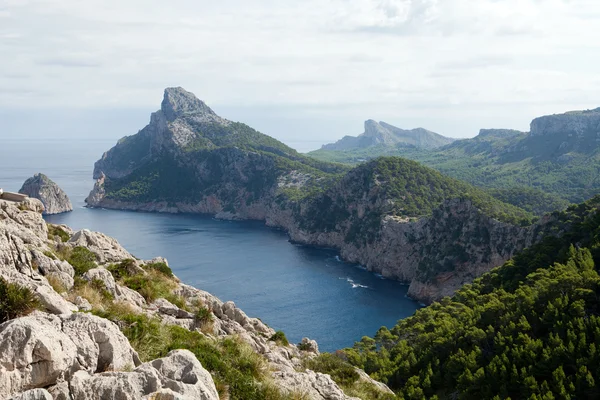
19,174,72,215
0,196,384,399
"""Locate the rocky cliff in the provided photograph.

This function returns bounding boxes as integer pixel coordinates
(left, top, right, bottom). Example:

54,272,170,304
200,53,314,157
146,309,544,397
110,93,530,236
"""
19,173,72,215
321,120,454,151
0,197,390,400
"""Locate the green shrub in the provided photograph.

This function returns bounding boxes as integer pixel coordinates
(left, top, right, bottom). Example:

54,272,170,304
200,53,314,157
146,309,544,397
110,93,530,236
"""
47,224,70,242
269,330,289,346
304,353,360,387
121,269,177,303
89,278,114,301
0,277,41,323
195,306,213,323
68,246,97,276
143,261,174,278
107,259,138,280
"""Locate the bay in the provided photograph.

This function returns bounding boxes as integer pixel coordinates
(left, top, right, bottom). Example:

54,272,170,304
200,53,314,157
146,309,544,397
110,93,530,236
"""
0,135,420,351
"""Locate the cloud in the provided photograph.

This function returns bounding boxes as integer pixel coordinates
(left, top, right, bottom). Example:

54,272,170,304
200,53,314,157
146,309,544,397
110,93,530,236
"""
36,56,102,68
0,0,598,143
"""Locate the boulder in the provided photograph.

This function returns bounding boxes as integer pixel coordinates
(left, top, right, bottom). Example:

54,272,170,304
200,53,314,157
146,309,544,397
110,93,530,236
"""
60,313,141,372
0,313,78,396
150,350,219,399
153,298,194,319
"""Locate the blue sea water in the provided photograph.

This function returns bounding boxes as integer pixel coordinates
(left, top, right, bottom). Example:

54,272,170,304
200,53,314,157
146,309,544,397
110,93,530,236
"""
0,135,420,351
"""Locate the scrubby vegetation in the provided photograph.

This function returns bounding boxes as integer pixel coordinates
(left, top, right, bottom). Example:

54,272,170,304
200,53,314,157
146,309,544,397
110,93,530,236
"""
340,196,600,399
0,277,41,323
57,246,97,276
47,224,70,242
269,330,289,346
94,305,304,400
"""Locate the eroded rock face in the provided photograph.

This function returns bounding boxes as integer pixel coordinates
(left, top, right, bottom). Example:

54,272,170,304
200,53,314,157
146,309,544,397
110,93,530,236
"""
19,174,72,215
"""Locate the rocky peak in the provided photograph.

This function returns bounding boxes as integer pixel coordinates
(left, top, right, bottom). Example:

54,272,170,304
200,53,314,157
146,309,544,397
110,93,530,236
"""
160,87,217,122
363,120,389,141
19,173,72,215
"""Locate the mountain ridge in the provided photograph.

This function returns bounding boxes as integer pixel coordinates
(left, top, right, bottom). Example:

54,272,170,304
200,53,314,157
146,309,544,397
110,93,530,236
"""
309,106,600,210
321,119,455,151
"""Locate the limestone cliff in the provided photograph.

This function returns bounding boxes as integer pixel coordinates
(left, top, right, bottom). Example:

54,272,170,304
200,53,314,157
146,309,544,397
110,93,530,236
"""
0,197,389,399
19,173,72,215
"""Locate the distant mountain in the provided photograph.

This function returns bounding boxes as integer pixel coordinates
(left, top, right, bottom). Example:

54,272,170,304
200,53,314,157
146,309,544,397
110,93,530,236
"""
320,120,455,151
309,108,600,212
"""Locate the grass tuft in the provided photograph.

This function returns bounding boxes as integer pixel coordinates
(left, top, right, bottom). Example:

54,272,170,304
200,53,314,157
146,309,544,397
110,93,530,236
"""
0,277,41,323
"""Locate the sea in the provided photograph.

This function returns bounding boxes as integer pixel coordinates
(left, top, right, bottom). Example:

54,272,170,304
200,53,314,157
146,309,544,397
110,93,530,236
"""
0,133,420,352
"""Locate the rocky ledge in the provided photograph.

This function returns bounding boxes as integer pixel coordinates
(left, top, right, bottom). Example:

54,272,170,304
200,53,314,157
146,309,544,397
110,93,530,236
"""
19,173,72,215
0,197,391,399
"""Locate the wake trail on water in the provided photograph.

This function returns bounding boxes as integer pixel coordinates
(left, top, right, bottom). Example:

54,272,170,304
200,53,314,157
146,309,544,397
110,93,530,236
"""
339,277,370,289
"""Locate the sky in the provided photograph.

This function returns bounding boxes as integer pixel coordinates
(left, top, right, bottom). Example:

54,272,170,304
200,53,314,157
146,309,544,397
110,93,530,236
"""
1,0,599,151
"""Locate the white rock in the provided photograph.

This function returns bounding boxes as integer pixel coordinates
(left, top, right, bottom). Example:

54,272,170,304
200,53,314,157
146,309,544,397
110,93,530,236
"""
150,350,219,400
60,313,141,373
8,388,53,400
272,369,359,400
153,298,194,319
299,337,320,355
0,313,78,396
35,285,77,315
73,296,93,312
68,229,133,263
69,350,219,400
69,367,161,400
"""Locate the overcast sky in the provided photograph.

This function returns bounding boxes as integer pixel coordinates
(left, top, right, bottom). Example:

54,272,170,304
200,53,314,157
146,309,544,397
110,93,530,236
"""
1,0,599,151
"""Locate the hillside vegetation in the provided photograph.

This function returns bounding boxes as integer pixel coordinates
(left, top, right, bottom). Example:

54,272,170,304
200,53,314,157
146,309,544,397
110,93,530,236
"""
297,157,533,242
340,195,600,399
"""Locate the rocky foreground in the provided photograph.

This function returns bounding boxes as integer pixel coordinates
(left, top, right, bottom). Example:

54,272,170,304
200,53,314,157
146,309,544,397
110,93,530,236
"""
0,197,391,399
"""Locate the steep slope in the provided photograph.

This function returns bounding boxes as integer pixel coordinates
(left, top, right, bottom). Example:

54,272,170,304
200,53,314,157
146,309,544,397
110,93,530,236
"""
88,88,542,303
342,195,600,399
309,108,600,211
0,196,390,399
320,120,454,151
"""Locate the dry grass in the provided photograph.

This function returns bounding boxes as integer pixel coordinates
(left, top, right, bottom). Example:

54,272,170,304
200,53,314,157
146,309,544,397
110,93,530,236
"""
68,284,105,309
46,274,67,294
